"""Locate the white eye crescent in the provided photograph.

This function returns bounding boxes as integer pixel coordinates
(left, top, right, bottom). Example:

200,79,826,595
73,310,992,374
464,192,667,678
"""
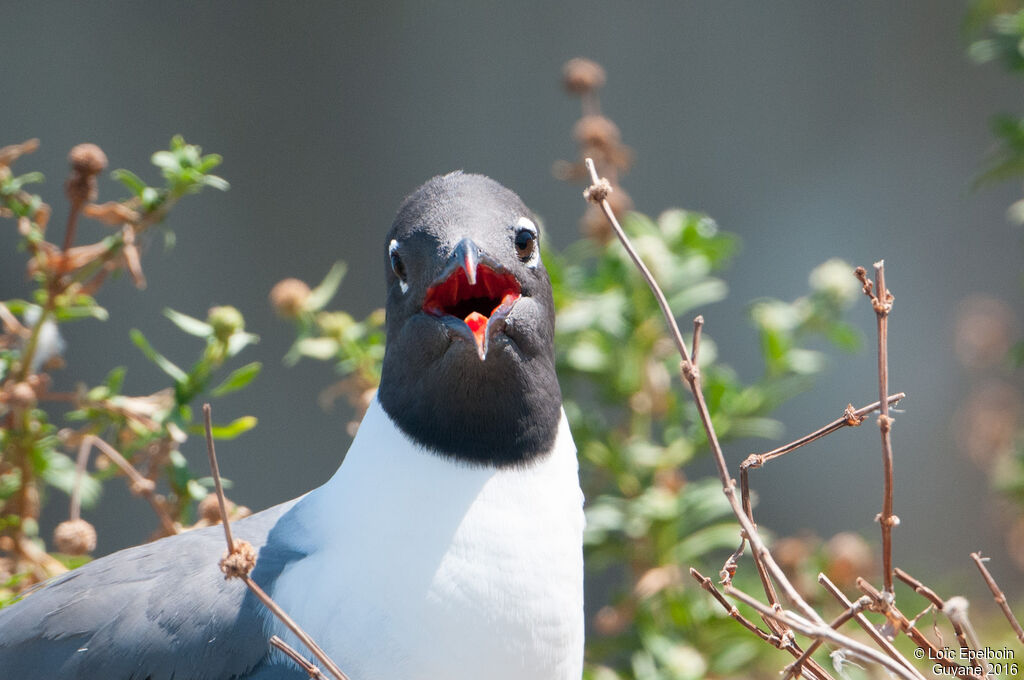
514,216,539,267
389,239,409,293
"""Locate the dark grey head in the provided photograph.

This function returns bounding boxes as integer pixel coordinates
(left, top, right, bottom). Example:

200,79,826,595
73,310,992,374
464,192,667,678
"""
378,172,562,467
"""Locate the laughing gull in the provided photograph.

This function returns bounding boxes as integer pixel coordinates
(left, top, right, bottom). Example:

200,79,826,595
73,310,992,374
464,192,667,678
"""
0,172,585,679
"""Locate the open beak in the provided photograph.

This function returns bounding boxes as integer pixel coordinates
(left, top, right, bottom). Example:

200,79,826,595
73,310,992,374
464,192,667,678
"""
422,239,521,360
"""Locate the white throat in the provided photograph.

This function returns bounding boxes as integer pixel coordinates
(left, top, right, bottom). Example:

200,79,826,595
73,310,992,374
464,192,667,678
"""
269,396,585,680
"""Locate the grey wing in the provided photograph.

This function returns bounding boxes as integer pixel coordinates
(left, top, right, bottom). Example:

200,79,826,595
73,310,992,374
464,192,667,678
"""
0,500,304,680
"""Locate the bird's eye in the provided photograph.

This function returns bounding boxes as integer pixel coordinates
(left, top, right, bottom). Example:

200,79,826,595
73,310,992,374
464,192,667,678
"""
388,239,407,281
514,227,536,262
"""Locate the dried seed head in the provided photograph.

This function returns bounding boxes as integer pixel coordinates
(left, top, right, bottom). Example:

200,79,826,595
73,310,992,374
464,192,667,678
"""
773,535,813,570
593,604,630,636
5,381,38,410
581,186,632,243
573,115,621,149
954,296,1017,370
269,278,311,319
198,493,236,524
207,305,245,342
824,532,873,586
53,518,97,555
562,58,606,94
219,540,257,579
68,144,108,175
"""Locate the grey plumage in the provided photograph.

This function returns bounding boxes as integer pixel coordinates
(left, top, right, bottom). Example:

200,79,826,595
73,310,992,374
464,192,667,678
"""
0,172,581,679
0,501,305,679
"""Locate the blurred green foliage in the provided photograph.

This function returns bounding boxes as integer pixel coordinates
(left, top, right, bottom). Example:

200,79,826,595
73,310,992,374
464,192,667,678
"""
280,206,861,678
0,138,256,601
966,0,1024,522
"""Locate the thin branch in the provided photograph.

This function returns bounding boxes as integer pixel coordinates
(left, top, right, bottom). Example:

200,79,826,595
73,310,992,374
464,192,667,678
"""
203,404,235,553
270,636,328,679
202,404,351,680
894,567,983,674
690,315,703,364
689,568,776,643
853,577,965,675
782,595,869,680
856,262,897,595
817,574,928,680
970,551,1024,644
942,596,987,676
583,158,825,627
740,394,905,471
87,435,178,536
583,158,690,362
690,569,833,680
735,393,904,618
725,583,920,680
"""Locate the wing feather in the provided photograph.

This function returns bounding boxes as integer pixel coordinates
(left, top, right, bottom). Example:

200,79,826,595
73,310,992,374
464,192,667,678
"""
0,500,302,680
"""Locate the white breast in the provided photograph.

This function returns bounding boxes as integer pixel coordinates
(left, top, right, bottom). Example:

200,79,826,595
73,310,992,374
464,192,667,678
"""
268,397,584,680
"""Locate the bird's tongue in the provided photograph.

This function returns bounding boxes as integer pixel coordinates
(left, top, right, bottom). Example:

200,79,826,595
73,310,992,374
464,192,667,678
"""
464,311,489,354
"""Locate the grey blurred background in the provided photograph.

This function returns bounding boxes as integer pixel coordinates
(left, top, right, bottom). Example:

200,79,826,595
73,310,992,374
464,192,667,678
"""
3,2,1022,588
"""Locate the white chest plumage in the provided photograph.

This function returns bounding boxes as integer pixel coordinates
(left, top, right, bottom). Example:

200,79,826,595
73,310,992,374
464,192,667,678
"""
268,397,585,680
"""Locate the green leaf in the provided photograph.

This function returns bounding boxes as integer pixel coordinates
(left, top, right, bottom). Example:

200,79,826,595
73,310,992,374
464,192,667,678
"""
198,154,223,173
201,174,230,192
667,277,728,315
295,336,339,360
140,187,161,211
306,262,348,311
130,329,187,384
54,303,108,322
111,169,147,197
104,366,127,393
193,415,258,440
186,479,208,502
163,308,213,337
4,171,45,192
151,150,178,171
226,331,259,358
39,451,102,507
210,361,262,397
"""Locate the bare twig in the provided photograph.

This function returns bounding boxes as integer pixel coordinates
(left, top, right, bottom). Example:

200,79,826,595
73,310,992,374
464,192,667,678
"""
583,158,689,363
735,393,904,617
740,394,905,472
856,263,897,595
782,594,869,680
943,596,987,676
201,404,351,680
725,583,920,680
818,574,929,680
583,159,927,677
584,157,818,619
894,567,983,674
970,551,1024,644
690,315,703,364
853,577,965,675
87,435,178,536
689,568,775,643
203,405,235,552
270,636,328,679
690,568,833,680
